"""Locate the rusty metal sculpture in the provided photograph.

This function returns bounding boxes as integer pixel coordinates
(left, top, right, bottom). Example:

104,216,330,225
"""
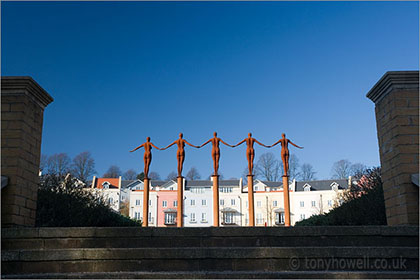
270,133,303,176
233,133,270,176
130,137,161,179
161,133,199,177
199,132,234,176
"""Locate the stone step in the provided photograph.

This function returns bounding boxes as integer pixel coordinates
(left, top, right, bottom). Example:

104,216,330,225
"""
2,226,418,249
2,247,418,274
2,271,419,279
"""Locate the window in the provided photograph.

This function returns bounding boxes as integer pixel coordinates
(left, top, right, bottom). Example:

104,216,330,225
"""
149,200,152,206
300,201,304,207
256,213,263,224
148,213,152,223
103,182,110,189
202,199,207,206
174,200,178,207
164,213,176,225
190,213,196,222
331,182,339,191
162,201,167,207
276,212,285,224
109,197,113,204
220,199,224,206
245,214,249,225
136,199,141,206
231,199,235,206
134,212,141,220
328,200,332,207
191,199,195,206
201,213,207,222
223,212,234,224
273,200,278,207
191,187,204,194
303,183,311,191
169,187,174,190
254,186,259,191
311,201,316,207
220,187,233,193
300,214,306,221
257,201,262,208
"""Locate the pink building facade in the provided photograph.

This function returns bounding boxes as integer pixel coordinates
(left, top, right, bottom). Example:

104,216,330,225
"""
156,190,178,227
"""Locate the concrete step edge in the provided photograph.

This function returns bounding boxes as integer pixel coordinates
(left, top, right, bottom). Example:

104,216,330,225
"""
2,247,419,261
2,270,419,279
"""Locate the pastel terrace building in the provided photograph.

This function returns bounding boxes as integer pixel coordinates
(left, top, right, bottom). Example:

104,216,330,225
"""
91,176,349,227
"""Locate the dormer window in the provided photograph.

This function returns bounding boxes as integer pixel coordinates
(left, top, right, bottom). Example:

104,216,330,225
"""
303,183,311,191
102,182,110,189
331,182,339,191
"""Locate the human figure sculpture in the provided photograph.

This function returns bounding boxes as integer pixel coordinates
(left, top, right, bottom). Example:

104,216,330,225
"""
129,137,161,179
161,133,199,177
199,132,234,176
270,133,303,176
232,133,270,176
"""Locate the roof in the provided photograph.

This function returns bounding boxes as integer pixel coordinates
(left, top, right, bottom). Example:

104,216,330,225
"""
220,180,240,186
185,180,212,187
94,178,120,189
295,179,348,192
221,207,239,213
150,180,167,187
163,208,177,213
121,180,136,188
260,180,283,188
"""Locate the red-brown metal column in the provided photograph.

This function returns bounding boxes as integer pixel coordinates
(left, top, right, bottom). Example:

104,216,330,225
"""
247,175,255,226
283,175,291,227
143,177,150,227
212,175,219,227
177,176,183,227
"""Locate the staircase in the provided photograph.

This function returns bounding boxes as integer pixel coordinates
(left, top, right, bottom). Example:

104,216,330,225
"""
1,226,418,278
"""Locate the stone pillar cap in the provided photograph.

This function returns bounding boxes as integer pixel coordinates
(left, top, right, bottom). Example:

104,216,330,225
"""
1,76,54,108
366,71,419,104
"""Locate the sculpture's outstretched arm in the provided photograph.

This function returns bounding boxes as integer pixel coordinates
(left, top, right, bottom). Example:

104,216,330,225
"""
220,139,234,148
185,140,200,148
161,141,177,151
289,141,304,149
150,143,162,150
130,143,145,152
268,139,282,148
255,139,270,148
199,139,212,148
232,139,246,147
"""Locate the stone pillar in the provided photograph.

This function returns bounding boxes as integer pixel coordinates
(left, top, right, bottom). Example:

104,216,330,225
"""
143,177,150,227
247,175,255,226
1,76,53,227
282,176,291,227
212,175,219,227
366,71,419,225
176,176,184,227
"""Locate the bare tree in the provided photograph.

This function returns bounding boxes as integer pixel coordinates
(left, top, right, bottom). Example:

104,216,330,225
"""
331,159,353,179
186,167,201,181
288,154,300,180
166,171,177,181
350,163,367,179
40,154,48,173
255,152,282,181
123,169,137,180
48,153,71,176
103,165,122,178
299,163,317,181
72,151,96,183
149,171,161,180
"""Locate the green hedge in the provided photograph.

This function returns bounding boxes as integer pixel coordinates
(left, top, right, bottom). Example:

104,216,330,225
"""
36,175,141,227
295,169,387,226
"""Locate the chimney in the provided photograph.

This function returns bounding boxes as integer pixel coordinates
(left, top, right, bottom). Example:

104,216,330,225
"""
91,176,96,188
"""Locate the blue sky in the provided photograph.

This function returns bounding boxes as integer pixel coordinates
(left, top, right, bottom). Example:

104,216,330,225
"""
2,1,419,180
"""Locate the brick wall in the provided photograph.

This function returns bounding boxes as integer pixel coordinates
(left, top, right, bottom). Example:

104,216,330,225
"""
367,71,419,225
1,77,53,227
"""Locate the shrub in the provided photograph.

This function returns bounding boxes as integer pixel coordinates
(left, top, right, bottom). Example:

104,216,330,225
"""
295,168,387,226
36,175,141,227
